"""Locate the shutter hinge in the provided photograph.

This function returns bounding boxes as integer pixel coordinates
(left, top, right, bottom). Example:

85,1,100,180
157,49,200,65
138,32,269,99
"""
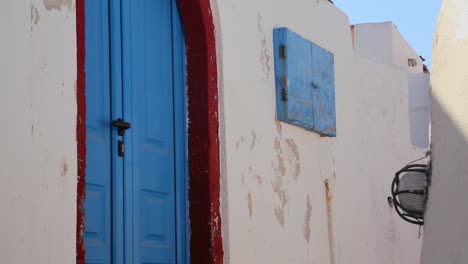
281,76,288,101
279,45,287,101
279,45,287,58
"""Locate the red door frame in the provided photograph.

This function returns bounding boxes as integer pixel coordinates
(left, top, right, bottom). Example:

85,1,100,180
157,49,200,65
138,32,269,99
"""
75,0,223,263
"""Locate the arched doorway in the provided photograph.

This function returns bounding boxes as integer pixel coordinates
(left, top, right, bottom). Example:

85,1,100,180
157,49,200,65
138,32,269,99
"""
76,0,222,263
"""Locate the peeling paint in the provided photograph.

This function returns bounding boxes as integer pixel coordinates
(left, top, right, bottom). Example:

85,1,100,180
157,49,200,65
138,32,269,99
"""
285,138,301,180
43,0,73,11
272,174,287,227
274,207,285,227
276,152,286,178
250,130,257,150
236,135,247,149
247,192,253,218
60,157,68,177
255,173,262,184
272,147,288,227
30,4,40,34
272,122,290,227
275,121,282,135
257,13,271,80
274,137,282,154
324,179,333,202
304,195,312,243
31,5,40,25
272,178,287,207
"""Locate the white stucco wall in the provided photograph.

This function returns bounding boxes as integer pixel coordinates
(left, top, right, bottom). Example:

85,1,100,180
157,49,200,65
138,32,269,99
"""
0,0,433,263
0,1,77,263
353,22,394,66
214,1,426,263
353,22,424,73
353,23,431,150
421,0,468,263
391,25,425,74
408,74,431,149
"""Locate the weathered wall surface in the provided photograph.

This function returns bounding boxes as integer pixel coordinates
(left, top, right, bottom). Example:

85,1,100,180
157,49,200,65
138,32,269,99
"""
421,0,468,263
0,1,77,263
214,0,425,263
0,0,431,263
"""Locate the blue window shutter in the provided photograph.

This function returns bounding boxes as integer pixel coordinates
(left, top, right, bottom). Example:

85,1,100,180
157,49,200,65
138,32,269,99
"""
273,27,336,137
311,41,336,136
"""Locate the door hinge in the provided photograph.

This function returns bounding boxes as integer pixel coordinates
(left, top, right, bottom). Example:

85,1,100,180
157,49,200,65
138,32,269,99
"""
281,76,288,101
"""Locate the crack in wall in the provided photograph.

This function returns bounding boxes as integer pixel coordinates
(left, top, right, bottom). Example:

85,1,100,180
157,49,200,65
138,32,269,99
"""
304,195,312,243
325,179,336,264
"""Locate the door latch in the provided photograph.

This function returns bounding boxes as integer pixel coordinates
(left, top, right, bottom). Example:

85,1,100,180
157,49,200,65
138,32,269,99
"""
112,118,131,157
112,118,131,136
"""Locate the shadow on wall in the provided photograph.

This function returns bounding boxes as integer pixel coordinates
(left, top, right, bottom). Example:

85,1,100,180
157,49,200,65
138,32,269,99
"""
422,96,468,264
408,73,431,149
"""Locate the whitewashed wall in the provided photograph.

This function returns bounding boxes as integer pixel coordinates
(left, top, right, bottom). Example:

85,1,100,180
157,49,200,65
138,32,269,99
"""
353,23,394,66
0,1,77,263
214,0,426,263
354,23,431,150
0,0,431,263
408,74,431,149
353,22,424,73
421,0,468,263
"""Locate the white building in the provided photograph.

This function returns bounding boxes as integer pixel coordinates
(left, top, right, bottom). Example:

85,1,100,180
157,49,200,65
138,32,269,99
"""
422,0,468,263
0,0,439,263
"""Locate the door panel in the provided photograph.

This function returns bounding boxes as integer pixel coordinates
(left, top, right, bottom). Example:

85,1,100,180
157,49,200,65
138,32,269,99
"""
85,0,184,263
84,0,112,263
124,0,177,262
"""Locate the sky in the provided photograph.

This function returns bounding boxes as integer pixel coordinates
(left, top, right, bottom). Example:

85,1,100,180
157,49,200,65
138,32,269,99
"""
333,0,443,67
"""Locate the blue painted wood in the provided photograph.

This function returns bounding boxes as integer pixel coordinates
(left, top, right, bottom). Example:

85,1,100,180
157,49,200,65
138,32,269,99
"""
86,0,187,263
311,41,336,136
122,0,181,263
172,3,190,263
273,28,336,136
120,1,134,258
109,1,125,263
84,0,112,263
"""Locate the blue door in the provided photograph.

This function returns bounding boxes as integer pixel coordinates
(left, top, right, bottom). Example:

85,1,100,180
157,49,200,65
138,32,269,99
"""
84,0,187,263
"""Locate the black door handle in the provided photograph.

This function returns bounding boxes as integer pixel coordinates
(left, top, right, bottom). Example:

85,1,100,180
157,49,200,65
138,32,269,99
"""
112,118,131,136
